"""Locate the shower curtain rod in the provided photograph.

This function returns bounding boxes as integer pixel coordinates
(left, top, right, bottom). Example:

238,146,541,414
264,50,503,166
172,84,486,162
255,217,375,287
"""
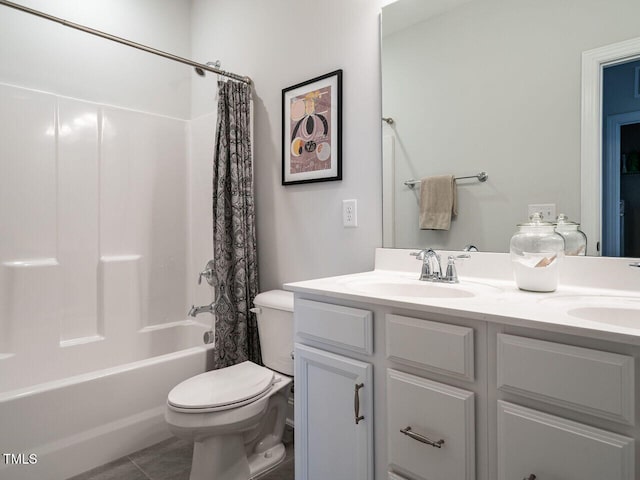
0,0,252,85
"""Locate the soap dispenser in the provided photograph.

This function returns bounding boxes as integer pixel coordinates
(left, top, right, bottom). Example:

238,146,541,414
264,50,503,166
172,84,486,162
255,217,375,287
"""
510,212,565,292
554,214,587,256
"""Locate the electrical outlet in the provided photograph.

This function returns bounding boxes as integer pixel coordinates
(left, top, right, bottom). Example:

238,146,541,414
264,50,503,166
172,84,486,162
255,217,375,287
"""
342,199,358,227
527,203,556,222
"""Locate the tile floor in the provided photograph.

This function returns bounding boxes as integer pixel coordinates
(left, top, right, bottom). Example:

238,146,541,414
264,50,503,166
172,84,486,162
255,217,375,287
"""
68,428,294,480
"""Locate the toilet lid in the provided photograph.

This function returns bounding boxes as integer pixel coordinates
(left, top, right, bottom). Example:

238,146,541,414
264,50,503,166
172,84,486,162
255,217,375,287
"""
168,361,274,410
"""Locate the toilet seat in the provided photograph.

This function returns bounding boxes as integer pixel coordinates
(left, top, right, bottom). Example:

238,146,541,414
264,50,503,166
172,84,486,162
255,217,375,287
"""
167,361,275,413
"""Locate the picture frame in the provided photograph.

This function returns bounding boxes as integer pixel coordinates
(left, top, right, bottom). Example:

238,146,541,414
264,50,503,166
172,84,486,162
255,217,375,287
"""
282,69,342,185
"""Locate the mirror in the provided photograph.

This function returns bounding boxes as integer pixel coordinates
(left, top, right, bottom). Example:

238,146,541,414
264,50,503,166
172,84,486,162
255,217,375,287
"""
381,0,640,256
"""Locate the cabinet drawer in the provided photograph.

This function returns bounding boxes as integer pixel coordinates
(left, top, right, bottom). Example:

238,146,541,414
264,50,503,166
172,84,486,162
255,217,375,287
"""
497,334,635,424
387,314,474,381
497,401,634,480
387,369,475,480
295,298,373,354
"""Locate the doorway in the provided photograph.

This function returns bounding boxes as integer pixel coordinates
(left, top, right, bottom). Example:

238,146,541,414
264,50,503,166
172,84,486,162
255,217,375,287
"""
602,60,640,257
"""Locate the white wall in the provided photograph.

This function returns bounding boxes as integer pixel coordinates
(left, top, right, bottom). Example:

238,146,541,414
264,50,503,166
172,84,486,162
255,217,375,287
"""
382,0,640,252
0,0,192,118
190,0,384,291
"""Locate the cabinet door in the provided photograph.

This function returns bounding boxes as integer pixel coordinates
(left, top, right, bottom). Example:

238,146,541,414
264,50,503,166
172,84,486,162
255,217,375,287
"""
294,344,373,480
497,401,635,480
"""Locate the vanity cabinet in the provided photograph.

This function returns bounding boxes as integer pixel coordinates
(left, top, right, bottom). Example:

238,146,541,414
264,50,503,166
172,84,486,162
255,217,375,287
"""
294,299,374,480
291,290,639,480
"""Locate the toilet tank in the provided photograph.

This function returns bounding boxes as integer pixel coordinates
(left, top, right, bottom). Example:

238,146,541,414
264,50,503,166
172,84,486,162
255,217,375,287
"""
252,290,294,376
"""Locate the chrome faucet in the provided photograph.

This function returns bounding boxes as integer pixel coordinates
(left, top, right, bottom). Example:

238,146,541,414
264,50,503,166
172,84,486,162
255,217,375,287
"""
411,249,443,281
198,260,215,286
411,249,468,283
188,300,217,317
189,259,219,318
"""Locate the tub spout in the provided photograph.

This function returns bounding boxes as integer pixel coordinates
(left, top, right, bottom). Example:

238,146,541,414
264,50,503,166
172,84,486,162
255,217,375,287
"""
188,301,216,317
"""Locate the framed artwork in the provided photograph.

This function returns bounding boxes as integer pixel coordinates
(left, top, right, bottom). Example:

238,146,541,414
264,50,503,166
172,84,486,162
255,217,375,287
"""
282,70,342,185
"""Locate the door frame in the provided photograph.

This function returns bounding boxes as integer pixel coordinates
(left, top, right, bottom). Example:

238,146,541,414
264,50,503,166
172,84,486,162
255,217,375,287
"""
581,37,640,255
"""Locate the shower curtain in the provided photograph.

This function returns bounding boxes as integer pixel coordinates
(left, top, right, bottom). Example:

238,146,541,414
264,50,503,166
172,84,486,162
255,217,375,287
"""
211,80,261,369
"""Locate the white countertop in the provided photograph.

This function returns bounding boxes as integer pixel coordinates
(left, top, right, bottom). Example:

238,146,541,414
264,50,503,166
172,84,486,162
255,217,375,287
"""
284,249,640,345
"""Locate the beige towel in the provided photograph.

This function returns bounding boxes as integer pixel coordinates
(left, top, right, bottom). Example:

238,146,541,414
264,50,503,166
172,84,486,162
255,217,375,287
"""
419,175,457,230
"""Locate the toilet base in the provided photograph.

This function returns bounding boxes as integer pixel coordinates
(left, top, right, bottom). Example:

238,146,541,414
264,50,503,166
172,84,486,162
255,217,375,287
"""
189,437,286,480
248,443,286,479
190,434,249,480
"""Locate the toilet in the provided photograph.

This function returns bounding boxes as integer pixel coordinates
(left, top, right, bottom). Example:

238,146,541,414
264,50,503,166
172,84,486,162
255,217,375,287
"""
165,290,294,480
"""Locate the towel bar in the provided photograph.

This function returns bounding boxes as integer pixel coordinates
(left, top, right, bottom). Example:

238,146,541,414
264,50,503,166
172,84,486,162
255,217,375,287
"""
404,172,488,188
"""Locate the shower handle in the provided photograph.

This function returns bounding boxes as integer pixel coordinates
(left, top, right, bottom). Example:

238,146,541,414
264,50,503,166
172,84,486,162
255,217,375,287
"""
198,260,216,286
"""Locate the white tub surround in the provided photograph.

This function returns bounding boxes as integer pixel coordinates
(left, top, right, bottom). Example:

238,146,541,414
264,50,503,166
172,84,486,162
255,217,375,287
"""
286,248,640,480
0,81,215,479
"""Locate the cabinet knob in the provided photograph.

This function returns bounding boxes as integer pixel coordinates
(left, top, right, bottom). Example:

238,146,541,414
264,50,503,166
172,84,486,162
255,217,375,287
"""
400,426,445,448
523,475,536,480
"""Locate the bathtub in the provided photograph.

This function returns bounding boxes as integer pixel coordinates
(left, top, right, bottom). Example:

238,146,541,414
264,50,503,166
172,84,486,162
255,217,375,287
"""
0,320,212,480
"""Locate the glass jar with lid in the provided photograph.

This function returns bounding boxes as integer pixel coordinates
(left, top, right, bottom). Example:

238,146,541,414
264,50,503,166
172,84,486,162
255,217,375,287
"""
554,214,587,256
510,212,565,292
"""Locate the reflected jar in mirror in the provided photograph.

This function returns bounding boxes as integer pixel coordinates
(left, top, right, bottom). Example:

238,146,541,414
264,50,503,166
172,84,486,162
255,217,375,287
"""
510,213,565,292
554,214,587,256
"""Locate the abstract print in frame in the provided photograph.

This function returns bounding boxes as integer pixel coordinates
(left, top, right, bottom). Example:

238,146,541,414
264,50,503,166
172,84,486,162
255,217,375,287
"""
282,70,342,185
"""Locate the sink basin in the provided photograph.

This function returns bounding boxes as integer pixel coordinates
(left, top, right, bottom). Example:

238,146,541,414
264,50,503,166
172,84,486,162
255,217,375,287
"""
339,276,502,299
348,281,475,298
567,307,640,329
539,295,640,328
539,295,640,307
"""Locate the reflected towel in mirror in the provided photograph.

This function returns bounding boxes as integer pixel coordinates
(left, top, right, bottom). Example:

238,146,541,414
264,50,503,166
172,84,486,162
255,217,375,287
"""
419,175,457,230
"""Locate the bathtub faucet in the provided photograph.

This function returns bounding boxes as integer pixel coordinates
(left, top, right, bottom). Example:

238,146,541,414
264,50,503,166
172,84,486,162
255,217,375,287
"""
188,301,217,317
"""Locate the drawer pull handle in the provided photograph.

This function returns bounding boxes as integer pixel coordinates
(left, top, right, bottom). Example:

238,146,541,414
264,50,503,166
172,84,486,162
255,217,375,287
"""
400,426,445,448
354,383,365,424
523,476,536,480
